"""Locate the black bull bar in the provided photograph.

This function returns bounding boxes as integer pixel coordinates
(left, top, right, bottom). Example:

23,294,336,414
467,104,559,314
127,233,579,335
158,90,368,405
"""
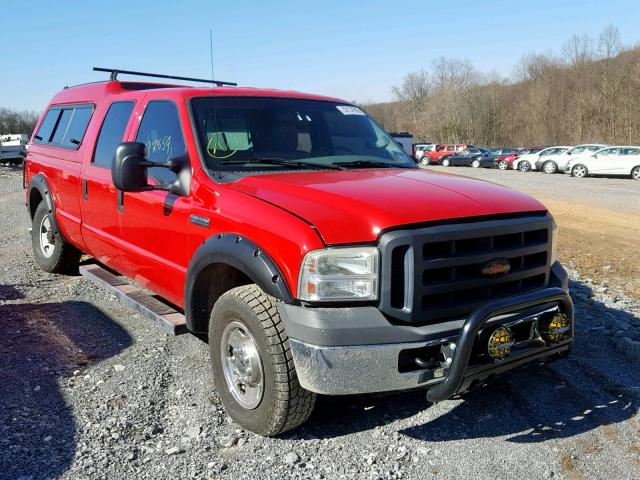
425,287,574,403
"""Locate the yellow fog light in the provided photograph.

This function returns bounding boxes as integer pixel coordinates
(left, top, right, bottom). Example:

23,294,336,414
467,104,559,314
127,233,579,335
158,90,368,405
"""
487,326,514,359
540,313,571,343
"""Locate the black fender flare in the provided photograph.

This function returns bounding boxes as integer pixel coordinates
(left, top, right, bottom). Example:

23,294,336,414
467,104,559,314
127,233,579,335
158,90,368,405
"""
184,233,294,333
27,174,60,234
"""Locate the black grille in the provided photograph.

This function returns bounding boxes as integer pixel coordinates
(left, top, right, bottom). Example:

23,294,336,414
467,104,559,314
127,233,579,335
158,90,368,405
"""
379,215,552,324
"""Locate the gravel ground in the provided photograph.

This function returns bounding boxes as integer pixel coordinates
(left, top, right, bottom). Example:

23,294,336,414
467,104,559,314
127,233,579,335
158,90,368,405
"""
1,167,639,480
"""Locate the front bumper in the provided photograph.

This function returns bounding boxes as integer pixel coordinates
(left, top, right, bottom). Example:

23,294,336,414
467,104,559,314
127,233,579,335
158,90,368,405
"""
279,264,573,399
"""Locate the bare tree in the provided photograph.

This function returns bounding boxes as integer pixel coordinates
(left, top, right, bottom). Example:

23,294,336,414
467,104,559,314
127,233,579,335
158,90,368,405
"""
598,24,622,59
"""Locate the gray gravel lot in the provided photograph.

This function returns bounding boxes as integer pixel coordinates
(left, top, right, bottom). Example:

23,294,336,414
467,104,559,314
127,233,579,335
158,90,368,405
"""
1,167,639,480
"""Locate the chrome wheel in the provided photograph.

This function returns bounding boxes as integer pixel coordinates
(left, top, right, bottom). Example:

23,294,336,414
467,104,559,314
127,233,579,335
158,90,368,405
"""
220,321,264,409
518,161,531,172
498,160,508,170
442,159,450,167
39,214,55,258
543,161,557,174
419,157,429,166
572,165,587,178
632,166,640,180
471,159,480,168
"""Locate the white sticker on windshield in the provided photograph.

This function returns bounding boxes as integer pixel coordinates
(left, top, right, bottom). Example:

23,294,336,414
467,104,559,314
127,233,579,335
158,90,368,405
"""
336,105,365,115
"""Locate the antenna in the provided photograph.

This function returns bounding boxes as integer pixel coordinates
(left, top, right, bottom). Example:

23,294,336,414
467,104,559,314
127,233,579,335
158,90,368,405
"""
209,28,222,180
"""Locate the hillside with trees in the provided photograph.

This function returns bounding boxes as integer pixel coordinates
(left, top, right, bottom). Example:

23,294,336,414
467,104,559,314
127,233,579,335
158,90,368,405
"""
364,26,640,147
0,108,39,136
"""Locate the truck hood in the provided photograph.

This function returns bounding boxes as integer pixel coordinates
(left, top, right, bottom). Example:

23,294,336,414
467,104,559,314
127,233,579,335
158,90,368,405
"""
231,168,547,245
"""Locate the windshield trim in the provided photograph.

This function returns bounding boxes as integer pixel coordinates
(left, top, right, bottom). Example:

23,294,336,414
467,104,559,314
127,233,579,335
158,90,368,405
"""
186,95,415,184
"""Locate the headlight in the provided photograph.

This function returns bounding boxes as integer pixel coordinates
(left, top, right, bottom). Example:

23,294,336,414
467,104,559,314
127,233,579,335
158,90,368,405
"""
550,215,558,264
298,247,379,302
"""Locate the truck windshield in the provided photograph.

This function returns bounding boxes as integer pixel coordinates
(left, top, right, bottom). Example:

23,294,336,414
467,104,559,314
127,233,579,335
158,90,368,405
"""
190,96,415,172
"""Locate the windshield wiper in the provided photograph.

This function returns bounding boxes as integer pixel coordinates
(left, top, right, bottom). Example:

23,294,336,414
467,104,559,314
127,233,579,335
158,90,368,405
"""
223,157,341,170
332,159,401,169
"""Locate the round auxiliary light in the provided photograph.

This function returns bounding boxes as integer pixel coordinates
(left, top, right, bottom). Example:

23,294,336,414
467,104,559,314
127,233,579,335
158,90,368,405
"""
487,326,514,360
540,312,571,343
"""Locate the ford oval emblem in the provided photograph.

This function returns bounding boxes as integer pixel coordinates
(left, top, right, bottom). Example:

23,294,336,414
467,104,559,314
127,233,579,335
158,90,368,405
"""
481,259,511,278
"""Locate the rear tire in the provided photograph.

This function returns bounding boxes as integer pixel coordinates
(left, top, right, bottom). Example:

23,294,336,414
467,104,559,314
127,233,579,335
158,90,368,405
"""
208,284,316,436
498,160,509,170
419,157,430,166
471,159,481,168
518,161,531,172
31,202,81,274
542,161,557,174
631,166,640,181
571,164,588,178
442,158,451,167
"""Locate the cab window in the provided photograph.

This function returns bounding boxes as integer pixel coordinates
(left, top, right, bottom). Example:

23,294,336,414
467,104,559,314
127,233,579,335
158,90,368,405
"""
93,102,135,168
135,101,187,185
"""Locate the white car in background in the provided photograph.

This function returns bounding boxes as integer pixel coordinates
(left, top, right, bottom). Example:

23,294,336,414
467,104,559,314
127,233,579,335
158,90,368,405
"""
513,146,571,172
536,144,608,174
566,146,640,180
415,144,435,164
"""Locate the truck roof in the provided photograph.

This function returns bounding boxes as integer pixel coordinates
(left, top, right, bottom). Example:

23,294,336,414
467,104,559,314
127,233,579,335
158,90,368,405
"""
49,80,347,106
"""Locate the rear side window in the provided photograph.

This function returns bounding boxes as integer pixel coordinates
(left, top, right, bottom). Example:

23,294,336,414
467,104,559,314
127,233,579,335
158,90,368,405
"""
33,104,94,149
135,101,186,185
34,109,60,143
93,102,135,168
63,107,94,148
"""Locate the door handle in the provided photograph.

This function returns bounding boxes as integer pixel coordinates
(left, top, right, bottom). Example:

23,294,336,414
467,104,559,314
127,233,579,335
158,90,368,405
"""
82,179,88,200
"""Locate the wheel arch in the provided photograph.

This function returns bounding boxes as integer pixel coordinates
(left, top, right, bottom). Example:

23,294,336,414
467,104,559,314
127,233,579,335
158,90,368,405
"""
185,234,294,334
27,174,60,233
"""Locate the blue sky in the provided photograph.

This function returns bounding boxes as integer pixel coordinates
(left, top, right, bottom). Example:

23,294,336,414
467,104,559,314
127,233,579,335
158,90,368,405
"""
1,0,639,112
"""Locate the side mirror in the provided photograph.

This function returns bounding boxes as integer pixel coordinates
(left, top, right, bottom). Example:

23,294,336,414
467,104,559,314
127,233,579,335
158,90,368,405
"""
112,142,151,192
566,151,572,155
112,142,182,193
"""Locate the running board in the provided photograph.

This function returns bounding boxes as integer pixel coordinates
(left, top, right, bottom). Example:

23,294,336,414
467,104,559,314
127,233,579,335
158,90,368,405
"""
79,263,188,336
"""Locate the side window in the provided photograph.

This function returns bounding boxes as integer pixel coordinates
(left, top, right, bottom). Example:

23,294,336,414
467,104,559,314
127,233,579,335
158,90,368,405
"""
446,146,455,151
586,146,601,152
571,146,586,154
50,109,74,144
135,101,186,185
34,105,94,149
62,107,94,148
34,109,61,143
93,102,135,168
621,147,640,155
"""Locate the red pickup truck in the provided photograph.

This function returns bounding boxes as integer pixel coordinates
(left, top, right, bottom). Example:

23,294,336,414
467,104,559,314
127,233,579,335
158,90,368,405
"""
24,69,573,436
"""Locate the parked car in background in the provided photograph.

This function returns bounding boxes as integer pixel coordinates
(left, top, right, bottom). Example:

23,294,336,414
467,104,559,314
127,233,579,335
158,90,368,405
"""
496,147,546,170
0,134,29,163
491,147,518,157
441,148,495,168
414,143,434,163
425,143,472,164
514,146,571,172
566,146,640,180
538,144,608,174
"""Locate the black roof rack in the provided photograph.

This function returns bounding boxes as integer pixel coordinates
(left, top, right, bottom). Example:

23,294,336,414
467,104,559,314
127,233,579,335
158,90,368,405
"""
93,67,237,86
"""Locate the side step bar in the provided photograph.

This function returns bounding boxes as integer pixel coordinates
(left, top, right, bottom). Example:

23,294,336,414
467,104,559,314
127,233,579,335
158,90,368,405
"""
79,263,188,336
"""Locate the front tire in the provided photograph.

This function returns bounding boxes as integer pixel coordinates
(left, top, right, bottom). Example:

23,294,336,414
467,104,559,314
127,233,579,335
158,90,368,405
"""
209,285,316,436
542,161,558,174
518,161,531,172
442,158,451,167
419,157,430,166
631,166,640,180
498,160,509,170
471,159,481,168
31,202,81,274
571,164,588,178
